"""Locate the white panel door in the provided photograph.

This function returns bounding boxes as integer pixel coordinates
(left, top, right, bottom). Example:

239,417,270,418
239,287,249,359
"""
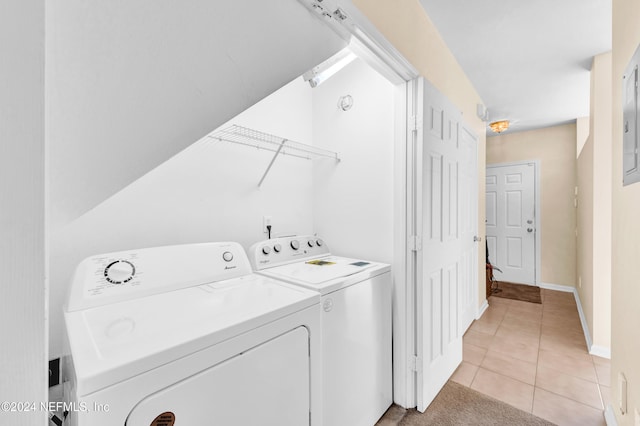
415,78,477,411
485,163,536,285
458,127,478,333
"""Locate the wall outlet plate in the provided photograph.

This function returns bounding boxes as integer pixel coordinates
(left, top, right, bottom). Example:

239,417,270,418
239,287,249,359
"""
49,358,60,388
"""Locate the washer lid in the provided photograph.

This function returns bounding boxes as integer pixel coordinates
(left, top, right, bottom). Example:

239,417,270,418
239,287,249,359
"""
65,274,319,396
262,256,389,290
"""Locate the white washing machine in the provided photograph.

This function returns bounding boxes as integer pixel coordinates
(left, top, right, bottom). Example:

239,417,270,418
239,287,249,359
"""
249,235,392,426
63,242,321,426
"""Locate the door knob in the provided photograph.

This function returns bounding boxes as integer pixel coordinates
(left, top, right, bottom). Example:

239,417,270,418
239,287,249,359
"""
527,228,533,233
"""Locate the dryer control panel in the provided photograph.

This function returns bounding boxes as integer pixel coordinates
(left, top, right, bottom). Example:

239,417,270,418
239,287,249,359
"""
66,242,251,312
249,235,330,270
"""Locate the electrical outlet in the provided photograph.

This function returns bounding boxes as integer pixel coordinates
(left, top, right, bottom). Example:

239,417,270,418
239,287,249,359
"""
263,216,272,234
49,358,60,388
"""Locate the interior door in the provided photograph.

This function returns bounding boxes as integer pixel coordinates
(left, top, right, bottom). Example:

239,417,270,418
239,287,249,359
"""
458,126,479,333
485,163,536,285
415,78,477,411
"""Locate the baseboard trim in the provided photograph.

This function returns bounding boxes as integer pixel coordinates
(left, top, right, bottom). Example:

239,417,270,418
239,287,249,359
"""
539,282,611,359
538,282,574,292
476,299,489,319
590,345,611,359
604,404,618,426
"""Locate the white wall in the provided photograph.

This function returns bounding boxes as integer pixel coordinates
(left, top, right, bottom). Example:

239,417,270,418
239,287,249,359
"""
312,59,395,264
50,77,316,358
0,0,47,424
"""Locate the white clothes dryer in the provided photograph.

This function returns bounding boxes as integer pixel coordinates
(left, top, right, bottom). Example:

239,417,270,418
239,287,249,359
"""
63,242,321,426
249,235,392,426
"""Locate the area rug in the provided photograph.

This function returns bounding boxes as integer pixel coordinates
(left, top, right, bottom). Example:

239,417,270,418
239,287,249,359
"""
386,381,555,426
491,281,542,304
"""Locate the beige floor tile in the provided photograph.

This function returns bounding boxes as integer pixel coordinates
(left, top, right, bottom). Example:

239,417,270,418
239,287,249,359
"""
509,299,544,313
592,355,611,366
463,343,487,365
488,334,539,363
495,326,541,347
450,361,479,387
543,302,578,315
536,364,603,409
600,385,611,409
532,388,605,426
539,333,589,356
504,308,543,323
542,311,583,328
463,329,494,349
481,350,537,385
479,306,508,323
470,367,534,412
499,316,542,337
538,349,598,382
594,362,611,387
488,296,512,307
470,318,501,335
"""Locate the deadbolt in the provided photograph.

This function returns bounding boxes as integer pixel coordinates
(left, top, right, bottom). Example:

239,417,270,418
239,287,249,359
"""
527,228,533,233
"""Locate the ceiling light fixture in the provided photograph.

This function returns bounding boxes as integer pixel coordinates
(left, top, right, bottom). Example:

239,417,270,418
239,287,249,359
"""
489,120,509,133
303,49,357,88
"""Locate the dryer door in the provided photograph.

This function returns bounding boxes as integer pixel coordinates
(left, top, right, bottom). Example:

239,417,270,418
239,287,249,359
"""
126,326,310,426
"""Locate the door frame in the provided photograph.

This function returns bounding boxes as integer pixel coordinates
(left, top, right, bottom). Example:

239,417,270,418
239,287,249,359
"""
486,160,541,286
299,0,420,408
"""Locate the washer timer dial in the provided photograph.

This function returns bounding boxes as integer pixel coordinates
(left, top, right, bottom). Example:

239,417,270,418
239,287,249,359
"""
104,260,136,284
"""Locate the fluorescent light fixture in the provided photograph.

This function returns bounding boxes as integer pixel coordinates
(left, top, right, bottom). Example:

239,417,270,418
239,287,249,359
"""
303,48,357,88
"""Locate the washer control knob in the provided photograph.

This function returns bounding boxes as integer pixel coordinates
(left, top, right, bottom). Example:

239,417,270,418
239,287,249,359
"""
316,239,323,247
261,246,272,255
307,240,314,248
290,240,300,250
273,243,282,253
222,251,234,262
104,260,135,284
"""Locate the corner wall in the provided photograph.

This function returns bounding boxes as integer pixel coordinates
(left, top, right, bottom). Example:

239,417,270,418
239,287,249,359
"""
576,52,612,355
612,0,640,423
486,124,577,288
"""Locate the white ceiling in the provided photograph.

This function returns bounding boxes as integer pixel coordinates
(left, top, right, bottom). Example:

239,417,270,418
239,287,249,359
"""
418,0,611,135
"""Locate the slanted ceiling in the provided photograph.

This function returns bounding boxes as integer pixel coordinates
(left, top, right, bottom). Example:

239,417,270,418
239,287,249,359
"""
47,0,347,228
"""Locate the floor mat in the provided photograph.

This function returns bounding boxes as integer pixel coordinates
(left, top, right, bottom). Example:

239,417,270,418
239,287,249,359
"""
377,381,555,426
491,281,542,304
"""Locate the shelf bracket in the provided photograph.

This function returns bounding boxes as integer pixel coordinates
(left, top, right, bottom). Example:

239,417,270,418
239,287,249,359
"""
258,139,287,187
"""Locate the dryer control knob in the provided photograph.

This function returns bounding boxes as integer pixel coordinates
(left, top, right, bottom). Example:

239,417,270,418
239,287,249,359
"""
222,251,234,262
290,240,300,250
262,246,272,255
316,239,323,247
307,240,314,248
104,260,135,284
273,243,282,253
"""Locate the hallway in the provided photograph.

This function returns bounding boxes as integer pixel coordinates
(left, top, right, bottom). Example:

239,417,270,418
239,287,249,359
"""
452,289,610,425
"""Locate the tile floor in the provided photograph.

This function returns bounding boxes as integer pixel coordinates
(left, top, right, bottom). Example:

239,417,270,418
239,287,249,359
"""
451,288,610,426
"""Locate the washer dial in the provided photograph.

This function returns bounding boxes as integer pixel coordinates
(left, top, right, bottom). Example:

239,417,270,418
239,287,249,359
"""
104,260,136,284
222,251,234,262
273,243,282,253
290,240,300,250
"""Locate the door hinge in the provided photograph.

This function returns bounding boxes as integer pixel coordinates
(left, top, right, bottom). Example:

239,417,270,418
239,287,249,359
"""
409,235,422,251
409,355,422,373
411,115,423,132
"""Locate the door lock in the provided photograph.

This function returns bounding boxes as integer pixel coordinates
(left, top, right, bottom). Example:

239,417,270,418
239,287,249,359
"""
527,228,534,233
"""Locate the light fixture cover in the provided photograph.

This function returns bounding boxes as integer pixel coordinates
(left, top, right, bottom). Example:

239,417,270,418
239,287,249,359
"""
489,120,509,133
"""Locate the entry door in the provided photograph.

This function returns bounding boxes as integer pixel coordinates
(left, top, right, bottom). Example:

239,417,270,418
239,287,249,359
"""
485,163,536,285
415,78,478,411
